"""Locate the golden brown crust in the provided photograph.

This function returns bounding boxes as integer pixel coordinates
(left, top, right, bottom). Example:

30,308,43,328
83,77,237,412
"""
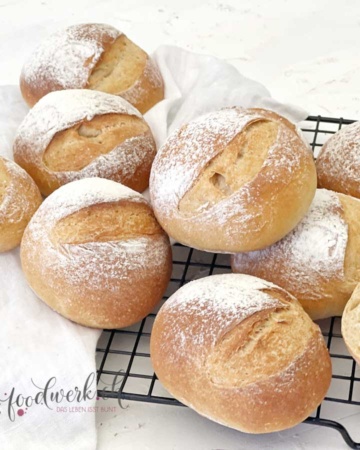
302,193,360,318
232,190,360,320
13,90,157,197
43,114,147,171
342,195,360,286
150,107,317,253
316,122,360,199
119,56,164,114
20,24,119,107
342,283,360,364
20,24,164,112
87,34,146,93
40,113,154,194
0,157,42,252
20,178,172,329
52,201,163,244
178,120,278,213
87,35,164,114
150,274,331,433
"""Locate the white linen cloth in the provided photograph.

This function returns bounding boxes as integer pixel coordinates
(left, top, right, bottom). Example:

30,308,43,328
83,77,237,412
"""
0,45,307,450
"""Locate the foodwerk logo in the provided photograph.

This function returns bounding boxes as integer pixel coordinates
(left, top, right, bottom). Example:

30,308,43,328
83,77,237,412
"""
0,371,127,421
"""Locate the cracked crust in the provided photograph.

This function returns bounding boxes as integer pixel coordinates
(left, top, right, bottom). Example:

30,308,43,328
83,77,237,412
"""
0,156,42,252
20,178,172,328
150,107,317,253
13,90,156,196
20,24,164,113
150,274,332,433
232,190,360,320
342,284,360,364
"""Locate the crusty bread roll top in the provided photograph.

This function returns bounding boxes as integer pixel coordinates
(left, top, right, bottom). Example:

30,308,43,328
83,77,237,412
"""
13,89,156,196
151,274,331,433
0,156,42,252
316,121,360,199
21,178,172,329
20,23,164,113
232,189,360,320
150,107,316,253
342,283,360,364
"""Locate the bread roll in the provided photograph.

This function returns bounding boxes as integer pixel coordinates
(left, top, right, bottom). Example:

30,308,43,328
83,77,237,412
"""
342,283,360,364
20,178,172,329
316,122,360,199
20,23,164,113
150,108,317,253
232,189,360,320
151,274,331,433
13,89,156,196
0,156,42,252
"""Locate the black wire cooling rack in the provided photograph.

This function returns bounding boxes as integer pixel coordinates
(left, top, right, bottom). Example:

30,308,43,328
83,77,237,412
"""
96,115,360,449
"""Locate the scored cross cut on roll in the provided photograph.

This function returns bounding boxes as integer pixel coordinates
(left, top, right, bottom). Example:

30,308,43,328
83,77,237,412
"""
150,274,332,433
150,107,317,253
13,89,157,196
20,23,164,113
20,178,172,329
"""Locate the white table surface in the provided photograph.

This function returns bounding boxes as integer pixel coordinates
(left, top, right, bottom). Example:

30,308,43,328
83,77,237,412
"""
1,0,360,449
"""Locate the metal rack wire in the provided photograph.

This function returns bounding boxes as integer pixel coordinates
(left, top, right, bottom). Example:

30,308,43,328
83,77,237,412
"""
96,115,360,449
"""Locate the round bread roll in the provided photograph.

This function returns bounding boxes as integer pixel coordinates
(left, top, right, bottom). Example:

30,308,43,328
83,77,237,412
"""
20,23,164,113
342,284,360,364
0,156,42,252
316,121,360,199
151,274,331,433
232,189,360,320
20,178,172,329
13,89,156,196
150,107,317,253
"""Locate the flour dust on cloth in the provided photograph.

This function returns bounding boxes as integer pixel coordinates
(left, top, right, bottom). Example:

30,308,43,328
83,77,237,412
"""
0,45,307,450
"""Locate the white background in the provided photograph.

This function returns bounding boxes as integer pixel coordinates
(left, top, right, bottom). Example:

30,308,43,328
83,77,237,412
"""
1,0,360,118
1,0,360,449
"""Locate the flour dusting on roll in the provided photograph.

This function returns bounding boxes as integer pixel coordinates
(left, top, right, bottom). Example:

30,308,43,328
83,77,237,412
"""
0,156,42,252
13,89,156,196
151,274,331,433
21,24,119,100
21,178,172,329
342,284,360,364
20,23,164,113
232,189,360,320
317,122,360,199
150,107,317,253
